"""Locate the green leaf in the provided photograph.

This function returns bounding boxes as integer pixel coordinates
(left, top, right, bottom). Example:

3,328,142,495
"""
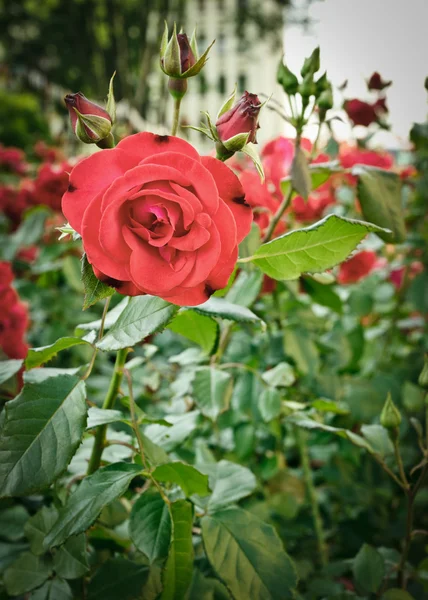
259,387,282,422
382,590,415,600
4,552,52,596
144,411,201,452
0,505,28,542
354,166,406,243
226,270,263,307
360,424,394,458
202,507,297,600
81,254,115,309
288,412,374,453
4,207,49,261
87,557,148,600
140,430,170,466
161,500,194,600
196,460,257,512
24,506,58,555
291,146,311,200
129,490,171,563
262,362,296,388
302,276,342,313
244,214,388,281
241,142,265,182
168,311,219,354
193,296,264,327
44,463,141,549
353,543,385,594
0,375,87,498
0,359,23,385
281,161,342,198
192,367,233,420
86,407,125,429
97,296,178,351
53,534,89,579
151,462,210,497
76,297,128,332
25,337,91,369
30,578,73,600
284,327,320,376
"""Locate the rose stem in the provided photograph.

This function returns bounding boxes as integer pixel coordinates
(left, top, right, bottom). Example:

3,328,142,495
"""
86,347,129,475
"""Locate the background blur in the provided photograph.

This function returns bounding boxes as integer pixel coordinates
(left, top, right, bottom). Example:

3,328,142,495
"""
0,0,427,154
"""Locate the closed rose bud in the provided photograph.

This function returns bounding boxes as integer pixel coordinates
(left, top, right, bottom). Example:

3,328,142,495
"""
277,60,299,95
160,23,214,82
64,92,112,145
380,393,402,430
301,47,320,77
216,91,261,150
367,72,392,91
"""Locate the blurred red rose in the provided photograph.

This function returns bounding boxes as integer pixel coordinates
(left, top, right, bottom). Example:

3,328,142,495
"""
344,99,387,127
337,250,378,284
291,183,336,223
390,261,424,290
33,162,71,212
0,261,29,359
0,144,28,175
34,141,65,164
0,183,34,229
62,132,252,306
238,170,285,235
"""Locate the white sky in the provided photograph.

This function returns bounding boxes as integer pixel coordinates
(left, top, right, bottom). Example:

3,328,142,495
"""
284,0,428,148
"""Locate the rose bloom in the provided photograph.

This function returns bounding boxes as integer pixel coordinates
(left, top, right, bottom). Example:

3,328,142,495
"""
339,144,394,187
0,262,29,360
0,183,34,229
337,250,378,284
262,137,313,199
33,162,72,212
343,99,386,127
291,184,336,223
62,132,252,306
0,144,28,175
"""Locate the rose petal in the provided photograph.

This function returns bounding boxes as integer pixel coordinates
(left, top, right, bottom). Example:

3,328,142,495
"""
117,131,201,163
63,148,135,232
201,156,252,242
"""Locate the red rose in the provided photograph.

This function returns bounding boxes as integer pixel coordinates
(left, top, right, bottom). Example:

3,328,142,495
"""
0,144,28,175
239,170,285,235
337,251,378,284
62,132,253,306
344,99,379,127
291,183,336,223
0,184,34,229
262,136,314,199
0,261,29,360
33,162,71,212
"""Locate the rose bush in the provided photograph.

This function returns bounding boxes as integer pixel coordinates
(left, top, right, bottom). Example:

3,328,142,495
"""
62,132,252,305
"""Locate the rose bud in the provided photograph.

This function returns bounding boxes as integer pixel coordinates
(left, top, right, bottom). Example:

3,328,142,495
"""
160,23,214,80
301,47,320,77
64,92,113,146
277,59,299,95
380,393,402,430
216,91,261,152
367,72,392,91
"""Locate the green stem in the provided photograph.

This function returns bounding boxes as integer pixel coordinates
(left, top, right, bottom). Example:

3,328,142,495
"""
295,427,328,566
397,464,428,588
86,347,129,475
262,184,294,244
171,97,182,136
393,429,410,489
82,296,111,381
